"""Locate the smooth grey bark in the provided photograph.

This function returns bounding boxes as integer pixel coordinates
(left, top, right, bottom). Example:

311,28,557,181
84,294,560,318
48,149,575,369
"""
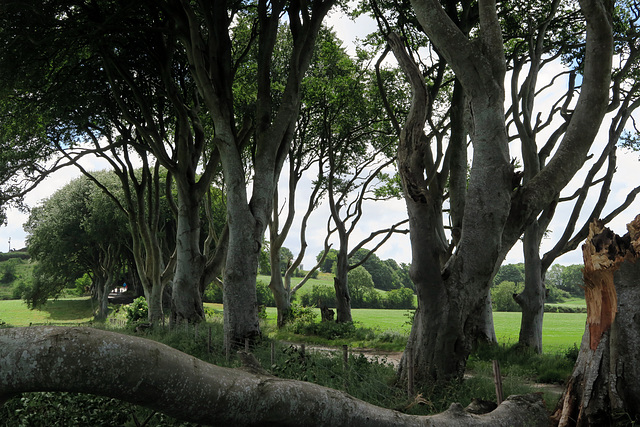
0,327,550,427
171,175,206,324
176,0,335,346
514,222,546,353
553,215,640,426
395,0,614,384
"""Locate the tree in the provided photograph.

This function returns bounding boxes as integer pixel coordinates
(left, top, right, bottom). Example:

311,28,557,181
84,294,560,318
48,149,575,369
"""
170,0,336,346
347,265,378,308
512,2,640,350
0,326,550,426
24,174,130,319
492,264,524,288
0,0,227,326
553,216,640,425
317,249,339,273
377,0,614,384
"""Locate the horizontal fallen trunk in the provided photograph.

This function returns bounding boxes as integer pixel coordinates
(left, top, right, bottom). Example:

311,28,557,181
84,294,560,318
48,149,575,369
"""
0,327,549,426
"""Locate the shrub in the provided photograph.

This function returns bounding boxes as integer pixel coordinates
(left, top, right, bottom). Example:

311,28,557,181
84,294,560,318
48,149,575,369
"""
203,283,223,303
125,297,148,323
491,281,522,312
300,284,336,308
383,288,415,309
256,280,275,307
11,280,29,299
546,284,570,303
73,273,92,296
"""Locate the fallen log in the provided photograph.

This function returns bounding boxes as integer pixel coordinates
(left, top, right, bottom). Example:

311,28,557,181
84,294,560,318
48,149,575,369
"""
0,326,549,426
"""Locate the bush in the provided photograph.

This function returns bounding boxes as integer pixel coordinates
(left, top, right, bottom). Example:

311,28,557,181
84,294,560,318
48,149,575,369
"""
546,284,570,303
383,288,415,309
203,283,223,303
11,280,29,300
73,273,92,296
125,297,148,323
300,284,336,308
256,280,275,307
491,281,522,312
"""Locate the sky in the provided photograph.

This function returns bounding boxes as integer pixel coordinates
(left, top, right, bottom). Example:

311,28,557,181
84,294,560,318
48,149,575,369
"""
2,8,639,272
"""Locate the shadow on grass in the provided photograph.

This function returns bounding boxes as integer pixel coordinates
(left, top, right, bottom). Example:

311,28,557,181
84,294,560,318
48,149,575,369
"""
40,298,94,321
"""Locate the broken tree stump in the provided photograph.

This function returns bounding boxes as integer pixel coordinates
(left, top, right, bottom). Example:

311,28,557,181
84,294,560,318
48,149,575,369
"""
553,215,640,426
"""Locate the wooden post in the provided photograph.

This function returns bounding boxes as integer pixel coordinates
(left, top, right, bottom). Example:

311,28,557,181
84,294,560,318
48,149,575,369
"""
493,359,503,405
342,345,348,370
343,345,349,390
207,326,212,354
407,348,414,398
300,344,306,359
271,341,276,371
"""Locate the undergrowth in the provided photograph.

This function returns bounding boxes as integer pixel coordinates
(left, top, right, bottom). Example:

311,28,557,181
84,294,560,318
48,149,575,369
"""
1,314,579,425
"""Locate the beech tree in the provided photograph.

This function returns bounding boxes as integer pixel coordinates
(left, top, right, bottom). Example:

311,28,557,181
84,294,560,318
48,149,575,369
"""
167,0,336,345
0,1,227,325
508,0,640,353
24,174,130,319
375,0,615,385
0,326,550,426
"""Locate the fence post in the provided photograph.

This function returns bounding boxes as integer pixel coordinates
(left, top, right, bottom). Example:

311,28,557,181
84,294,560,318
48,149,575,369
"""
407,347,414,398
492,360,503,404
300,344,306,359
342,345,349,390
271,341,276,372
207,326,212,354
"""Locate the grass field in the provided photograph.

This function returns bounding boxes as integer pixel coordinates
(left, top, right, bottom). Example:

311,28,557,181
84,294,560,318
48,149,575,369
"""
0,297,94,326
1,297,587,353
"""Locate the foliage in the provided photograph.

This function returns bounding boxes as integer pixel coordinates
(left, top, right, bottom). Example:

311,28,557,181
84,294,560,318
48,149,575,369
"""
24,174,130,308
204,283,223,304
493,263,524,287
316,249,339,273
299,284,337,308
546,283,570,304
546,264,585,297
350,249,401,291
74,273,92,297
255,280,275,307
0,259,18,283
491,281,522,312
125,297,148,324
383,288,415,309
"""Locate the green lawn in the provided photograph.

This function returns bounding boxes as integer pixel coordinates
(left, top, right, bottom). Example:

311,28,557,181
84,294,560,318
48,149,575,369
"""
0,297,94,326
2,296,587,353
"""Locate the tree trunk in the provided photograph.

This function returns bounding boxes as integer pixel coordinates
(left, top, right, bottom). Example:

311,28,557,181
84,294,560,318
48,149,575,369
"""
553,215,640,426
223,189,261,347
515,222,546,353
0,326,550,427
333,242,352,323
171,183,205,324
269,247,292,328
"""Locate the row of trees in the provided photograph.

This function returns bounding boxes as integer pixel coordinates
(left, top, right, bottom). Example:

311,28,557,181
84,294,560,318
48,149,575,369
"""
3,0,640,406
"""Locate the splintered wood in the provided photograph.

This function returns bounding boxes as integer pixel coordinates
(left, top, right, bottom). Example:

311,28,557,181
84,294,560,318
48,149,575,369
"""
582,215,640,350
